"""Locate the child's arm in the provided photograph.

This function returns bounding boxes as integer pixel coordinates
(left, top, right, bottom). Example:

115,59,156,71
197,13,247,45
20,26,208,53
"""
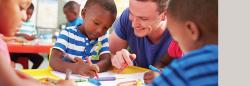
15,69,76,86
0,54,43,86
153,54,174,68
95,53,112,72
143,71,161,84
154,40,183,68
0,54,21,86
16,33,36,41
1,36,28,43
143,54,174,84
49,49,98,77
56,80,76,86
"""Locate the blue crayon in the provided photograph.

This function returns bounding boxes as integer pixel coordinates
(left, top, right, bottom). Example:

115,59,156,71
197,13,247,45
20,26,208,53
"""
149,65,161,73
88,78,101,86
97,77,116,81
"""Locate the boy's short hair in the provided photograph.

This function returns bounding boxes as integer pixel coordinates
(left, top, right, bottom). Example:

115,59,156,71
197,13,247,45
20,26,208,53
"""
63,1,80,14
84,0,117,16
28,3,34,11
167,0,218,38
136,0,168,13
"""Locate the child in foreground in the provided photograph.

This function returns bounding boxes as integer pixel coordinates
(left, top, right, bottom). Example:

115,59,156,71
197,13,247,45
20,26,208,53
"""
0,0,75,86
149,0,218,85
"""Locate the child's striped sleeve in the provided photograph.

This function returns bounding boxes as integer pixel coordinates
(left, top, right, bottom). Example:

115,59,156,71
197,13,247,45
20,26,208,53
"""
53,29,69,53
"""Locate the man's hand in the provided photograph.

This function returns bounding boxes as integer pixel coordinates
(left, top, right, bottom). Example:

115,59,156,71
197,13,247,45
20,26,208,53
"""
111,49,136,69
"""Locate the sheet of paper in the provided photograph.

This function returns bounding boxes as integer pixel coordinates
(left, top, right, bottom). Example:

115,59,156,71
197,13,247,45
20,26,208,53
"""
52,70,146,86
22,66,149,86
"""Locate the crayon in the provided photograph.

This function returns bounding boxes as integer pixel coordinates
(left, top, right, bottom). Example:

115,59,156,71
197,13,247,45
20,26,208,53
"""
88,78,101,86
86,57,99,79
117,80,137,86
149,65,161,73
118,57,135,73
96,77,116,81
65,69,72,80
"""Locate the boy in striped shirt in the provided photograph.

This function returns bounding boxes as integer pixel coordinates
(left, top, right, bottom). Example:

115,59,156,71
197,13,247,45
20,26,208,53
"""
149,0,218,85
50,0,117,78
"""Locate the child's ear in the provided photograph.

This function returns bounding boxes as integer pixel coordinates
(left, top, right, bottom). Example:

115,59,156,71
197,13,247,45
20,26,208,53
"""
160,11,167,21
81,8,86,19
185,21,200,41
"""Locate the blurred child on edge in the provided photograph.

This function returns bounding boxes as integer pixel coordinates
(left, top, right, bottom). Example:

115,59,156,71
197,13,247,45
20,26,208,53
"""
0,0,75,86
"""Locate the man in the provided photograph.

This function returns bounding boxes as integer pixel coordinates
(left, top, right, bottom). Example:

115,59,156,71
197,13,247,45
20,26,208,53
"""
110,0,173,69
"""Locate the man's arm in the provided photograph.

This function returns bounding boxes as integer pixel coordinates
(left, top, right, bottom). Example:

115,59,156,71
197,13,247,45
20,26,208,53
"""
109,31,128,54
109,31,137,69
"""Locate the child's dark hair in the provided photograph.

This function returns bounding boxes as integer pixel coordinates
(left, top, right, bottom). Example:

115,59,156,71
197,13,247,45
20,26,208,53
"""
167,0,218,39
83,0,117,17
28,3,34,11
136,0,168,14
63,1,80,14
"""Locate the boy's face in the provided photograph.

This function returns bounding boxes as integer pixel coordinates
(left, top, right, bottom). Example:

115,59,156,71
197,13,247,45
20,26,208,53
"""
0,0,30,36
26,9,33,22
82,4,115,40
64,8,77,22
129,0,166,37
167,14,197,53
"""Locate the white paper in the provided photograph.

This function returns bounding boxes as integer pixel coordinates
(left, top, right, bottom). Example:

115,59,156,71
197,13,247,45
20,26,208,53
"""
51,70,146,86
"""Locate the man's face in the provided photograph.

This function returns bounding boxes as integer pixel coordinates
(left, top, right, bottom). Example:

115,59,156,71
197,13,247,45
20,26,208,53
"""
129,0,164,37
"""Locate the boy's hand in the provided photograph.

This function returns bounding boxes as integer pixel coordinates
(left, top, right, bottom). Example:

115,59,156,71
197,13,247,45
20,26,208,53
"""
143,71,160,84
16,33,36,41
74,59,98,78
12,37,28,43
56,80,76,86
24,35,36,41
111,49,136,69
74,57,85,63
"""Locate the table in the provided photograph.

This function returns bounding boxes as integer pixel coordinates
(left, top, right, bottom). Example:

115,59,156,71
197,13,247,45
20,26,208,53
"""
7,43,52,53
7,43,53,69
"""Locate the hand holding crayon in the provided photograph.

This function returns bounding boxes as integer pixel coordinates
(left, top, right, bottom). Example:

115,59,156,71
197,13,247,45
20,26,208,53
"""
72,57,99,78
111,49,136,72
149,65,162,73
86,57,99,79
143,65,161,84
118,54,136,73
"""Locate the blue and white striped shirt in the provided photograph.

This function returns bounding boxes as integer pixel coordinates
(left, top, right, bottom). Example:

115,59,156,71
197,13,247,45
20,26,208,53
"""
53,26,110,61
148,45,218,86
18,20,37,36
